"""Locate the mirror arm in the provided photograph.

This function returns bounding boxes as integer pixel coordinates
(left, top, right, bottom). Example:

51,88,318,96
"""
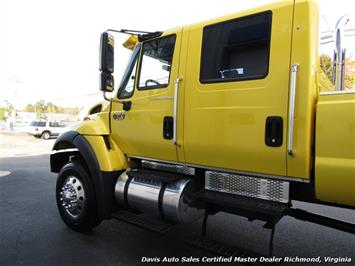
102,91,126,104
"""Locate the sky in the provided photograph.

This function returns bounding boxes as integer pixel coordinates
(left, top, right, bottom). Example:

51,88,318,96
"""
0,0,354,109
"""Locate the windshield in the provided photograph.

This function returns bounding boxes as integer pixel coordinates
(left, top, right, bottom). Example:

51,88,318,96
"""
117,44,141,99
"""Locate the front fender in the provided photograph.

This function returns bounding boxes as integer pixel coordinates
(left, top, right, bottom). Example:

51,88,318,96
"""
67,112,110,136
51,130,127,219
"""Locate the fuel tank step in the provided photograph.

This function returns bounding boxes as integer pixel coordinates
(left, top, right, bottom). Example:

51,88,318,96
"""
194,190,289,225
111,210,172,235
126,168,182,183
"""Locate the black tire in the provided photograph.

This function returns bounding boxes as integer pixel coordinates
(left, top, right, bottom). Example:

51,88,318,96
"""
56,161,101,232
41,131,51,140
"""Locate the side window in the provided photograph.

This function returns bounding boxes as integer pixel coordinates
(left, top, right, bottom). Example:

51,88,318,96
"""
118,44,141,99
49,122,64,127
200,11,272,83
37,122,46,127
138,35,176,90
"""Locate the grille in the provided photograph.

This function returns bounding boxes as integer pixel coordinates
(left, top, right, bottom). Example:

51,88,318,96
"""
141,160,195,176
205,171,289,203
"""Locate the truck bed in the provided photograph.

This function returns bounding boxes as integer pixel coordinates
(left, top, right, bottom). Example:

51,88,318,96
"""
315,91,355,206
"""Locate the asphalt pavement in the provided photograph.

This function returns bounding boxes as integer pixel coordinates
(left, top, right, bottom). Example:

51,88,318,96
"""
0,155,354,266
0,131,55,158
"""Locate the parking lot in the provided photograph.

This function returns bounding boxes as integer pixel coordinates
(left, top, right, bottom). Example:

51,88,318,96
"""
0,133,354,265
0,131,55,158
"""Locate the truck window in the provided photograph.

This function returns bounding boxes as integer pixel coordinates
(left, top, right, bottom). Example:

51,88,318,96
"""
138,35,176,90
200,11,272,83
118,44,141,99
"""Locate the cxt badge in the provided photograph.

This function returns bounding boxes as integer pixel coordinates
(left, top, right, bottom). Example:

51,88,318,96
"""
113,113,126,120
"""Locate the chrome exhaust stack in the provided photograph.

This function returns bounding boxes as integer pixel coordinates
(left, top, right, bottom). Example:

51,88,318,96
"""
115,170,203,224
334,14,350,91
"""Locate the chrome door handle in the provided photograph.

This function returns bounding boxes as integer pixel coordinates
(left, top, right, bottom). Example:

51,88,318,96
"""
287,64,299,157
173,78,182,145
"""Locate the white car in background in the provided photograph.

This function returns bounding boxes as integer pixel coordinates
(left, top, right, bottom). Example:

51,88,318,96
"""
28,120,67,139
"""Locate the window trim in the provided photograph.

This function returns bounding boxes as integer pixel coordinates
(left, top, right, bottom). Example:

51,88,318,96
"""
117,44,142,99
199,11,272,84
137,34,177,91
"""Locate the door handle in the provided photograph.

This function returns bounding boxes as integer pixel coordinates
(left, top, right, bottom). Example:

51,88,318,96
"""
265,116,283,147
163,116,174,140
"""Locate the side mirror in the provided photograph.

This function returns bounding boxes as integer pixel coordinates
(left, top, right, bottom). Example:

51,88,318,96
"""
100,72,114,92
99,32,114,73
99,32,115,93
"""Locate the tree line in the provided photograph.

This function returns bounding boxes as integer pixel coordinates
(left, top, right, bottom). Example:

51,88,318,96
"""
0,100,81,121
23,100,81,119
320,54,355,89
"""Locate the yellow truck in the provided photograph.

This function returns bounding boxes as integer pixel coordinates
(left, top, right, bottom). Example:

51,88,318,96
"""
51,0,354,249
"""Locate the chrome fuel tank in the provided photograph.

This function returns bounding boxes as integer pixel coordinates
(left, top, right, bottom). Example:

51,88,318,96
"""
115,171,203,224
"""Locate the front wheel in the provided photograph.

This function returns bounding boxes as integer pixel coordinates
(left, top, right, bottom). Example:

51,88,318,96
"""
56,161,101,232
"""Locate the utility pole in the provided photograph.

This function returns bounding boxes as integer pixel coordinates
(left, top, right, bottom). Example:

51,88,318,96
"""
8,76,23,128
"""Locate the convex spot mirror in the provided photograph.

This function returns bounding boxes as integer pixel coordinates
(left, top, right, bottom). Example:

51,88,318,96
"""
99,32,115,92
100,72,114,92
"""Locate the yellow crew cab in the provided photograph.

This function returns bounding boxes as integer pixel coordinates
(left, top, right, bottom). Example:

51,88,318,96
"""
51,0,354,245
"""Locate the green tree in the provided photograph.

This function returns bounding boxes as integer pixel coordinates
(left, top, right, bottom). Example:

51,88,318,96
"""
320,54,333,82
320,54,355,89
35,99,46,119
24,104,35,112
0,107,5,121
46,102,56,113
344,57,355,89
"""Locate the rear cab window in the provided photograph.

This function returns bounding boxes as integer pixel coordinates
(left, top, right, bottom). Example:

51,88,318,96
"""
200,11,272,83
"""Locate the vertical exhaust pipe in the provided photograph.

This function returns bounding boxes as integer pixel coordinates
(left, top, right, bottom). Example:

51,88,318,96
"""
334,14,350,91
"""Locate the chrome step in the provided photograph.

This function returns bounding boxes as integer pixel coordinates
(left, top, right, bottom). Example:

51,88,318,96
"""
195,190,289,225
111,210,172,235
126,168,182,183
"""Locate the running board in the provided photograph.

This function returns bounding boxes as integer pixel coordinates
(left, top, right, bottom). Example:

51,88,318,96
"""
195,190,289,226
111,210,172,235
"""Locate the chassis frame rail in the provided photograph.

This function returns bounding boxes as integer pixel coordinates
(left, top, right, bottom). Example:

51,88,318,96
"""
286,208,355,235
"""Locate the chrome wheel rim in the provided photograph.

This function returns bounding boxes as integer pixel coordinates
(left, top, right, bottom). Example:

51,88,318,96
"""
59,176,86,219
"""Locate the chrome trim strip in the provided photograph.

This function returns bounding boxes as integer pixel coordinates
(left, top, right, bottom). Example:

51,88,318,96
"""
173,78,182,145
287,64,299,157
151,96,174,101
320,90,355,95
129,156,310,183
141,159,195,175
205,171,289,203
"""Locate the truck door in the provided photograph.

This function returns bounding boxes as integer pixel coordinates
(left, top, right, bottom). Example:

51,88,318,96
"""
111,30,182,162
182,2,294,176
